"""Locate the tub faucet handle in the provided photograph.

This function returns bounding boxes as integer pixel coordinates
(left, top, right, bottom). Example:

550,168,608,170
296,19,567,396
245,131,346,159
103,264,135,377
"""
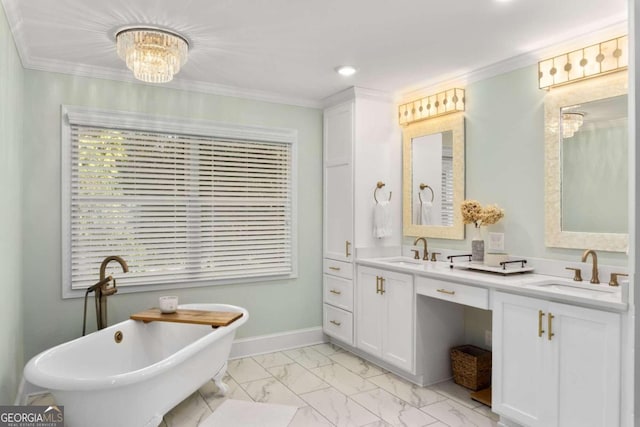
101,278,118,296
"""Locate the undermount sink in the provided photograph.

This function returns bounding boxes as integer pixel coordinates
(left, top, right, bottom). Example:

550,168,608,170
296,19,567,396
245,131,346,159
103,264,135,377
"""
373,257,450,270
383,257,424,266
378,256,425,268
527,281,620,298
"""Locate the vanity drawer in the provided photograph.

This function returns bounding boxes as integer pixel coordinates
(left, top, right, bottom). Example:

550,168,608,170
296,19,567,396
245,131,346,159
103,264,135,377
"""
323,258,353,280
323,304,353,345
416,276,489,309
323,275,353,312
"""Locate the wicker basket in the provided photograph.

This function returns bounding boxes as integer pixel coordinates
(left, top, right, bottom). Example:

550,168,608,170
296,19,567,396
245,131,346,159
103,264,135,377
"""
450,345,492,391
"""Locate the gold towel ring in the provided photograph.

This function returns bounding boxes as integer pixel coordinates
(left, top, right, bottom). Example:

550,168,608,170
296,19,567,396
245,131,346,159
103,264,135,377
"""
374,181,392,204
418,183,434,204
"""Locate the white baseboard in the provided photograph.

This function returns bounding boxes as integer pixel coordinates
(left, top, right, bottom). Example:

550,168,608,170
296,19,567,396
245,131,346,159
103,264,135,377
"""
229,327,326,359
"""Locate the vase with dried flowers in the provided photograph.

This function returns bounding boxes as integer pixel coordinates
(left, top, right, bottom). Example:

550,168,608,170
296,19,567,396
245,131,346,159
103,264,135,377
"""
461,200,505,262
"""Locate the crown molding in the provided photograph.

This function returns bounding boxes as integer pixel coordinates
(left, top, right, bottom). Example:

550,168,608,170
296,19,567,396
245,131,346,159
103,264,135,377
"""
0,0,321,109
396,20,629,103
322,86,393,108
23,56,323,109
2,0,627,110
1,0,28,66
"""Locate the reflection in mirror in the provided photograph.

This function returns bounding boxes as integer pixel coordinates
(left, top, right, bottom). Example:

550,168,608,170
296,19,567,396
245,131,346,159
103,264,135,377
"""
561,95,628,234
412,131,454,226
403,113,465,240
544,71,628,252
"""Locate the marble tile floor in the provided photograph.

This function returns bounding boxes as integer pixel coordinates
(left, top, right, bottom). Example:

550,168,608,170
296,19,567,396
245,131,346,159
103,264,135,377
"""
161,343,499,427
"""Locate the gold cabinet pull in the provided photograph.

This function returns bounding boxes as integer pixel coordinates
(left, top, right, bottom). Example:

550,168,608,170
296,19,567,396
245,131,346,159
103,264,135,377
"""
346,240,352,258
330,320,341,326
548,313,555,341
436,288,455,295
328,266,341,271
329,289,342,295
375,276,381,294
538,310,545,337
379,277,386,295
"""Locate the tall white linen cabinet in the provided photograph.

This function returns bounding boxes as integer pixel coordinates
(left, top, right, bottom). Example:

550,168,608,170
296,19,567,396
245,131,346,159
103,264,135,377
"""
322,87,401,345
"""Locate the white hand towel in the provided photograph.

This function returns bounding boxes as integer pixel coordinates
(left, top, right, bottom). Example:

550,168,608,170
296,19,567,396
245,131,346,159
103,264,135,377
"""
373,200,392,238
419,201,432,225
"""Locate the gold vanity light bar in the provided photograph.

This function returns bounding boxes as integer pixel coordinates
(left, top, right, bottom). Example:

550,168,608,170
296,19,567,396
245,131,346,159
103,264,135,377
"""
538,35,628,89
398,88,465,126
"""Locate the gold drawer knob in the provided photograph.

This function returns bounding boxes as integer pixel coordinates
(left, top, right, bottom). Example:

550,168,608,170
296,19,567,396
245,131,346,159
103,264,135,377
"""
328,266,341,271
330,320,341,326
436,288,455,295
329,289,342,295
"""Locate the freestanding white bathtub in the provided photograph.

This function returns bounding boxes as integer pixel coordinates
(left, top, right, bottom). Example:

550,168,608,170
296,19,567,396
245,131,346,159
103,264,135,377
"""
24,303,248,427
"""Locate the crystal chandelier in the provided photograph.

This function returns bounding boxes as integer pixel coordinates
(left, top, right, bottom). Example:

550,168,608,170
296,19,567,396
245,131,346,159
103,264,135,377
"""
116,28,189,84
561,113,584,139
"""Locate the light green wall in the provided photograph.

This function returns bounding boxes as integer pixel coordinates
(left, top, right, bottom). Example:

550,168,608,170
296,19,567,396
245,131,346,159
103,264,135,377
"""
0,3,24,404
413,65,628,267
21,70,323,360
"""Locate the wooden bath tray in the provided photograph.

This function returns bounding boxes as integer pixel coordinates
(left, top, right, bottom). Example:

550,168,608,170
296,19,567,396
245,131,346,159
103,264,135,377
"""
130,308,243,327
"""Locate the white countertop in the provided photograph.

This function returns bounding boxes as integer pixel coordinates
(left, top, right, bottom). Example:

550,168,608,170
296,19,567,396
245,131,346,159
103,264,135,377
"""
357,256,628,312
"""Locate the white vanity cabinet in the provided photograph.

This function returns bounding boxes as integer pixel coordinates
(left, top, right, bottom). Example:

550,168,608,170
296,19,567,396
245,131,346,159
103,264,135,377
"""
323,259,354,344
356,266,414,372
492,291,621,427
323,87,400,345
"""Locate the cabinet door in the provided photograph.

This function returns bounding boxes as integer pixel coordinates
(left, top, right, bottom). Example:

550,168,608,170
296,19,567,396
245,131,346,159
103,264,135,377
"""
324,102,353,165
324,163,353,261
550,302,620,427
356,267,384,357
492,292,549,427
381,270,414,372
323,102,353,261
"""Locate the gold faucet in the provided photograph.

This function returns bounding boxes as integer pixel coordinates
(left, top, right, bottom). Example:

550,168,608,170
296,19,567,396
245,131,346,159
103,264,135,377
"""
581,249,599,284
100,255,129,281
413,237,429,261
96,256,129,330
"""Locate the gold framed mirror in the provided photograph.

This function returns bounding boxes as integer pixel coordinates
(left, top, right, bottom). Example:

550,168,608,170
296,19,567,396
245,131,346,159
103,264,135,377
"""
402,112,465,239
544,71,628,252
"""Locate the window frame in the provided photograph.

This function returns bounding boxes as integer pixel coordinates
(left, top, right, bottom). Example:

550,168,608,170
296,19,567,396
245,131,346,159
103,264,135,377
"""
61,105,298,298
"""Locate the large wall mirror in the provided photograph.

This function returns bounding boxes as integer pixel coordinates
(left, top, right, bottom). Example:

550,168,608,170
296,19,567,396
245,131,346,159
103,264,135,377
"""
403,113,465,239
544,71,628,252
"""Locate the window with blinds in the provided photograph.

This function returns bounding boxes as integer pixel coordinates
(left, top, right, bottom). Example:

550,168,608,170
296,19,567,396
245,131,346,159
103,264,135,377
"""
62,107,296,293
441,146,454,226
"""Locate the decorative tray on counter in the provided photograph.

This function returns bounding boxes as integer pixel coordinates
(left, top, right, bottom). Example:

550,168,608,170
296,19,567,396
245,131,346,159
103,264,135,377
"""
451,259,534,275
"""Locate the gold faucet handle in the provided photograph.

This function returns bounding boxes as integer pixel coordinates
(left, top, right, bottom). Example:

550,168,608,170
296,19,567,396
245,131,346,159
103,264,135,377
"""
430,252,441,262
609,272,628,287
411,249,420,260
565,267,582,282
101,278,118,296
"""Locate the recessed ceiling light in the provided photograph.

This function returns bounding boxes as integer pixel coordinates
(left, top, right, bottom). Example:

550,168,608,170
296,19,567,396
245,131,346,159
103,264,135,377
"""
335,65,357,76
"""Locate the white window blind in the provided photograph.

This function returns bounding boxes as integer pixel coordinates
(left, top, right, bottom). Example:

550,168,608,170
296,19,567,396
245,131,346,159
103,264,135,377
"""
65,110,295,292
441,146,454,226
